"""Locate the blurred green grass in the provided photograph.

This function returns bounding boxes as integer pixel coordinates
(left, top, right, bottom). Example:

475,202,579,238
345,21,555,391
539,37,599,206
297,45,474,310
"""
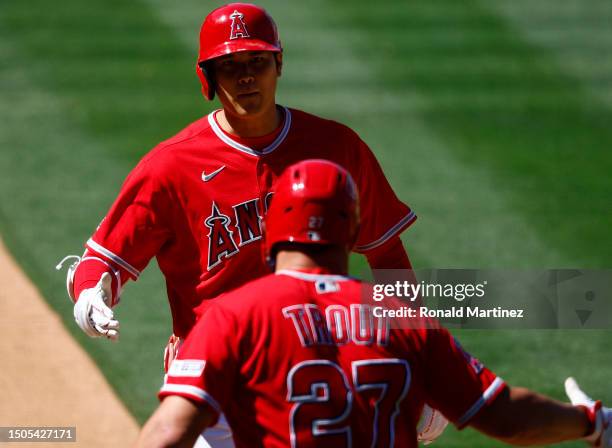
0,0,610,445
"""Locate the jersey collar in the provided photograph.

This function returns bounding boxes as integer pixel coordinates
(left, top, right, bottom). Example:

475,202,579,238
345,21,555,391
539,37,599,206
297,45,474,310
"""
208,106,292,157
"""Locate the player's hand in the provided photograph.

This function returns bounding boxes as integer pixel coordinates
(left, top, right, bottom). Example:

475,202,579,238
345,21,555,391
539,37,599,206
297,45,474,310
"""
73,272,120,341
417,404,449,444
565,377,612,447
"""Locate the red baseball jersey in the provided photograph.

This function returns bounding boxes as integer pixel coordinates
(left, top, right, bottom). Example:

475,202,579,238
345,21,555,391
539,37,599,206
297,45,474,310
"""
82,107,416,337
160,269,506,448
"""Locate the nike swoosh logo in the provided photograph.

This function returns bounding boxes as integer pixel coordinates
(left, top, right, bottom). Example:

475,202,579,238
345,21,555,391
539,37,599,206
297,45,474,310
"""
202,166,226,182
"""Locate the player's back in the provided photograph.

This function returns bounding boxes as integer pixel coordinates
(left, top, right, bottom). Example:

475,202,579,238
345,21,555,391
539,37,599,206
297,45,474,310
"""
212,269,426,448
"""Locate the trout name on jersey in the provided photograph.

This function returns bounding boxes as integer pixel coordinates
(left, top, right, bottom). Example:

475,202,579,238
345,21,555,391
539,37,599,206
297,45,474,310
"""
283,304,390,347
204,194,273,271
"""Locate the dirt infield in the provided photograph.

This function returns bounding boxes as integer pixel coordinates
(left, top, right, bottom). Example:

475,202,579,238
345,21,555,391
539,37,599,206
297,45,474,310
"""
0,237,139,447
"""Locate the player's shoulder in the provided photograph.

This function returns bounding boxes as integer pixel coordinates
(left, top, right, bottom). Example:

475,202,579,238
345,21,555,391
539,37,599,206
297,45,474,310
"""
211,271,363,318
214,273,300,311
288,107,361,142
138,113,215,166
199,274,287,328
156,113,215,148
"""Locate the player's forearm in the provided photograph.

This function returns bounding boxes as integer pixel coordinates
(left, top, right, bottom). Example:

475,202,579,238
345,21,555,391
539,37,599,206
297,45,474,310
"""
135,396,215,448
135,416,187,448
472,386,591,445
499,389,590,445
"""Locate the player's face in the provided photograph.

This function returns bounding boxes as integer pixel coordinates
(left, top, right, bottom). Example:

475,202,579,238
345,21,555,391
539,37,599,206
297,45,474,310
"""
212,51,281,119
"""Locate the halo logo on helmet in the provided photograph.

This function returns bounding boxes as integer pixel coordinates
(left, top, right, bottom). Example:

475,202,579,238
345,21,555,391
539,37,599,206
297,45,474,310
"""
229,10,250,39
196,3,283,100
262,159,360,268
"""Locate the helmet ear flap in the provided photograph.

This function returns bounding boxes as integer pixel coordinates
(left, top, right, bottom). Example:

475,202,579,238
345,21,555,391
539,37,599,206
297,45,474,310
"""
196,62,215,101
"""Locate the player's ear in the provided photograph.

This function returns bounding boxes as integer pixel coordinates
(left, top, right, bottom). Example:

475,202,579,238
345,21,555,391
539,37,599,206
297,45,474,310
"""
275,53,283,77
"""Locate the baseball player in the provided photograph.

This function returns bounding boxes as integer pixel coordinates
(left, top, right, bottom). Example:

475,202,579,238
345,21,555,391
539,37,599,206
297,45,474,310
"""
136,160,612,448
57,2,446,445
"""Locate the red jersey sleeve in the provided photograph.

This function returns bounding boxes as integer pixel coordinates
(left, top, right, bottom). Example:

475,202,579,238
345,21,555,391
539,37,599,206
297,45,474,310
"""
365,236,412,270
352,138,416,253
85,157,173,282
158,304,240,423
423,329,507,429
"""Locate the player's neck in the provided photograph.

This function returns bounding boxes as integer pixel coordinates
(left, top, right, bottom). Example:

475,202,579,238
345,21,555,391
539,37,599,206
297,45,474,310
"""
275,248,349,276
217,105,281,138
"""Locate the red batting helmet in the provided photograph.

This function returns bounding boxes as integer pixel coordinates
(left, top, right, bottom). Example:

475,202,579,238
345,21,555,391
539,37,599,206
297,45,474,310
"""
196,3,282,100
263,160,360,266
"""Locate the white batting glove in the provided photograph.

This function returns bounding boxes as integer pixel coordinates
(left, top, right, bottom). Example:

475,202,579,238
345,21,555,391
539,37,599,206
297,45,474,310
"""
73,272,120,341
565,377,612,447
417,404,449,444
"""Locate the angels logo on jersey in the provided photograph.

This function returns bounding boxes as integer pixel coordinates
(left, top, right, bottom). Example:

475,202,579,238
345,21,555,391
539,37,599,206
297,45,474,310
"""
229,10,250,40
205,203,239,270
204,198,265,270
